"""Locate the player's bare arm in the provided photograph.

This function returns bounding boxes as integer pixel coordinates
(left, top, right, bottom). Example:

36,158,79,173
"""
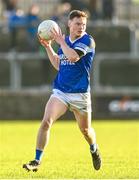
51,28,80,62
38,35,60,70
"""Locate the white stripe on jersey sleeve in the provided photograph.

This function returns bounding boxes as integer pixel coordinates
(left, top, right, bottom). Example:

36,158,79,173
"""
74,46,94,55
74,42,89,55
74,46,86,55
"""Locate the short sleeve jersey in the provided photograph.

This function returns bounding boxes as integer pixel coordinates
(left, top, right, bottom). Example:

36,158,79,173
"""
53,32,95,93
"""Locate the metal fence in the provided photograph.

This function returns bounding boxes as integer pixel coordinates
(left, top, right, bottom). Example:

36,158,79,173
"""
16,0,59,18
1,0,139,21
0,0,139,92
0,22,138,91
114,0,139,21
0,0,59,19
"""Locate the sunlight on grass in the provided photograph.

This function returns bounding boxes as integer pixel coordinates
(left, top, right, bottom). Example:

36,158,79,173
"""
0,120,139,179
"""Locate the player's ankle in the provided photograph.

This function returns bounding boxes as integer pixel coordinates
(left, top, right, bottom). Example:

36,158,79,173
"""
90,143,97,153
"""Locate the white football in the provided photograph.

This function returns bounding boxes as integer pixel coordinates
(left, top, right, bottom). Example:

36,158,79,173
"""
38,20,59,40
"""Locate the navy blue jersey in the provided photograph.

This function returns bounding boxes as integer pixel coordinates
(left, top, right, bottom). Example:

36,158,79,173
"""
53,33,95,93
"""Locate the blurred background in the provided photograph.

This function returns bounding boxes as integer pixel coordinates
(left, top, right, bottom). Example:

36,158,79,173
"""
0,0,139,120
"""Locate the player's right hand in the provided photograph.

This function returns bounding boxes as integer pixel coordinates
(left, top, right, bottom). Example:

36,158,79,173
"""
37,34,51,48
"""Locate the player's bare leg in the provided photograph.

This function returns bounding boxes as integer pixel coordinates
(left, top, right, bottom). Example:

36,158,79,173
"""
73,109,101,170
36,97,67,150
23,97,68,172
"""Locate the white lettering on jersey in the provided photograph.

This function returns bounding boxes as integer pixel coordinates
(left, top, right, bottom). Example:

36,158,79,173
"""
59,54,75,66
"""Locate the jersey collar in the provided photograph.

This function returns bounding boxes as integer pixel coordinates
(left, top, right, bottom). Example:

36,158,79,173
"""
69,32,86,44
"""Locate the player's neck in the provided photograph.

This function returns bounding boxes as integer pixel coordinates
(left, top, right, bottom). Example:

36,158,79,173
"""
70,32,86,41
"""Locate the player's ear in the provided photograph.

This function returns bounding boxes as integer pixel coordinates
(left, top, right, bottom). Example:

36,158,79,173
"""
68,20,71,28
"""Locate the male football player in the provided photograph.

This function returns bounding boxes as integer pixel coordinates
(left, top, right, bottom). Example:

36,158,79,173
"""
23,10,101,172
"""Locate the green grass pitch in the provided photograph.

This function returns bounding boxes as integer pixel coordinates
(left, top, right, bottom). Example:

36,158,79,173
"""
0,120,139,179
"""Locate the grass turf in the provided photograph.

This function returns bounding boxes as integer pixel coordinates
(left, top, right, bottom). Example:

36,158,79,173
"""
0,120,139,179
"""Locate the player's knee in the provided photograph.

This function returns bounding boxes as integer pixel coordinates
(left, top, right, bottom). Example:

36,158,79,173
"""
41,118,53,130
81,128,90,137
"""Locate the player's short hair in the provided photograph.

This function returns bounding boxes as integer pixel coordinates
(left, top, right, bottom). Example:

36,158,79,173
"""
68,10,88,20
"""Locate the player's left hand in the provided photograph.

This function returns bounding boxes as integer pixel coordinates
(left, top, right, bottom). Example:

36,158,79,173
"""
51,27,65,45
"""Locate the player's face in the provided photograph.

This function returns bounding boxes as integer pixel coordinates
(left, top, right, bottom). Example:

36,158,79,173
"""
68,17,87,39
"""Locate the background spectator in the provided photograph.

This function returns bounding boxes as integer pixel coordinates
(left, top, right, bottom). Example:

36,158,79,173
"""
8,7,26,50
88,0,99,20
2,0,18,20
25,4,41,51
61,0,88,11
102,0,114,20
